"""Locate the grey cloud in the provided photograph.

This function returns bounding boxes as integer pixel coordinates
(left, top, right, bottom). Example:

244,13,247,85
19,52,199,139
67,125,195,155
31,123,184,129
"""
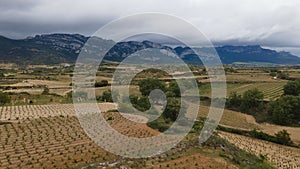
0,0,299,49
0,0,39,10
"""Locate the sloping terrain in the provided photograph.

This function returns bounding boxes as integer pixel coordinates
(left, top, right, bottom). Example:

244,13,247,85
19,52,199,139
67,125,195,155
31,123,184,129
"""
1,34,300,65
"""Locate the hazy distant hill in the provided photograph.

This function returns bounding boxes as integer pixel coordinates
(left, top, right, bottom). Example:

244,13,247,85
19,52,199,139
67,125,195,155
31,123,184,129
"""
0,33,299,65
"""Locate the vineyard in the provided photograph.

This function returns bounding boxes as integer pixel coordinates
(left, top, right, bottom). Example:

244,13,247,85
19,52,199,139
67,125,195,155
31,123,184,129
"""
0,103,158,169
200,82,286,101
0,102,299,169
228,82,286,100
0,103,116,121
219,131,300,169
198,106,259,130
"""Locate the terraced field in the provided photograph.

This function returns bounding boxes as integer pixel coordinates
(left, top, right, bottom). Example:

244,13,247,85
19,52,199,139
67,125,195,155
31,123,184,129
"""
198,106,259,130
219,131,300,169
0,102,297,169
200,82,286,100
0,116,113,169
0,103,159,169
199,105,300,144
228,82,286,100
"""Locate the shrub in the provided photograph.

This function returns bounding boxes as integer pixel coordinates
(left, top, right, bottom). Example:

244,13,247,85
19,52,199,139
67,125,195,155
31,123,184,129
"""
107,116,114,120
268,95,300,125
0,91,10,106
283,79,300,96
95,80,109,87
138,78,166,96
275,130,293,145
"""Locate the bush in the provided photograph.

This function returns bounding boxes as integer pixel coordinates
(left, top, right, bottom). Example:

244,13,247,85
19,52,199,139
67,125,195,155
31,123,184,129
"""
227,91,242,109
277,71,289,80
240,88,264,114
138,78,166,96
269,72,277,77
268,95,300,125
136,96,151,111
0,91,10,106
283,79,300,96
101,90,113,102
275,130,293,145
168,80,180,97
227,89,264,114
163,98,181,121
42,87,49,95
95,80,109,87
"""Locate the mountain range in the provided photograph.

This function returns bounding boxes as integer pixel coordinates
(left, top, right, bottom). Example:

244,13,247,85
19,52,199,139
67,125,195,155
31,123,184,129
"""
0,33,300,65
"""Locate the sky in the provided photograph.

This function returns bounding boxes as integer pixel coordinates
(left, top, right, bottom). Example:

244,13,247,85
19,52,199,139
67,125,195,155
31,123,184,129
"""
1,0,300,54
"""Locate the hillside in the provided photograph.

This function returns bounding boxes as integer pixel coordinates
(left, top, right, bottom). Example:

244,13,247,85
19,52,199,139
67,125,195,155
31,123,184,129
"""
0,34,300,65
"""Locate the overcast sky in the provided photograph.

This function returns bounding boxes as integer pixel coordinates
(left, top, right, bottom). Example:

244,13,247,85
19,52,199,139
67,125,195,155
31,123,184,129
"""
1,0,300,50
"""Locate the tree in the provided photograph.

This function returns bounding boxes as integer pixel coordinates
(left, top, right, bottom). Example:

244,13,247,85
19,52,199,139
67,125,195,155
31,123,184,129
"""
101,90,113,102
42,86,49,95
275,130,293,145
269,72,277,77
0,91,10,106
163,98,181,121
240,88,264,114
95,80,109,87
227,91,242,109
129,95,138,105
138,78,166,96
136,96,151,111
268,95,300,125
168,80,180,97
283,79,300,96
277,71,289,80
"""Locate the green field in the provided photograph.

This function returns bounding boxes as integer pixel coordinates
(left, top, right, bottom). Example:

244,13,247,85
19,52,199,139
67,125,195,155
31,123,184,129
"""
199,82,286,100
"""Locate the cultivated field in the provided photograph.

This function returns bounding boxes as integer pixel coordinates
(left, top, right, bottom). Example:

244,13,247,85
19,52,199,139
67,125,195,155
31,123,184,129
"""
199,105,300,144
200,82,286,101
0,103,160,169
219,131,300,169
228,82,286,100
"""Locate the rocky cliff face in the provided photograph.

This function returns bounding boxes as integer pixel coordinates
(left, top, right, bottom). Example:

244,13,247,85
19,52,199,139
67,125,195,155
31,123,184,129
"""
0,33,299,65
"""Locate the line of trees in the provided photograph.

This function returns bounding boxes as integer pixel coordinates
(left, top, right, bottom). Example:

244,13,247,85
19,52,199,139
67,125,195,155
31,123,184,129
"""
268,79,300,125
227,79,300,126
227,88,264,114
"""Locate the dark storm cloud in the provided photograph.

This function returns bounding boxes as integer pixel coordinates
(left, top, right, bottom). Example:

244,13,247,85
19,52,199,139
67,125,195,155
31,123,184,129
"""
0,0,299,48
0,18,109,38
0,0,38,10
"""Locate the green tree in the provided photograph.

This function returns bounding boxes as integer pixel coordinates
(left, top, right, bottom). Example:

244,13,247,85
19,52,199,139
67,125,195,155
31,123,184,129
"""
283,79,300,96
163,98,181,121
269,95,300,125
138,78,166,96
0,91,10,106
275,130,293,145
277,71,289,80
269,72,277,77
168,80,180,97
227,91,242,109
95,80,109,87
240,88,264,114
42,86,50,95
136,96,151,111
129,94,138,105
101,90,113,102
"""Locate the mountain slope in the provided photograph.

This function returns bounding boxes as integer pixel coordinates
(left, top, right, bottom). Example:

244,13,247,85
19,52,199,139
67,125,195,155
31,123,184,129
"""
0,34,299,65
